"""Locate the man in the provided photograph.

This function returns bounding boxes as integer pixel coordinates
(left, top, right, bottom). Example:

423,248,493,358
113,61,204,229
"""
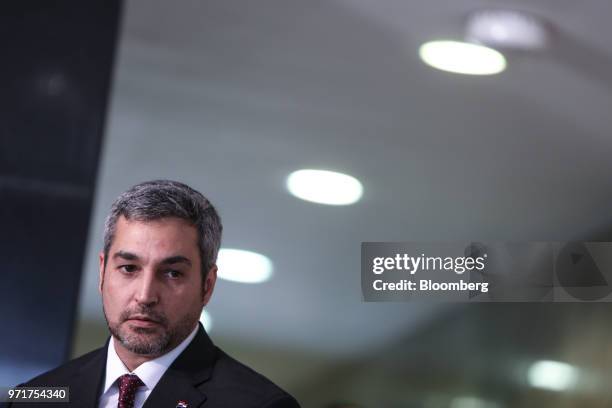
12,180,300,408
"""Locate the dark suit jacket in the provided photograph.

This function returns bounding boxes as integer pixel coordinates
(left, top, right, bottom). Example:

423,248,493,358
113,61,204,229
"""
8,325,300,408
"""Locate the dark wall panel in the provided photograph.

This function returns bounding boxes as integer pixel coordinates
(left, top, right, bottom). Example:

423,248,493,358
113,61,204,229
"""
0,1,121,386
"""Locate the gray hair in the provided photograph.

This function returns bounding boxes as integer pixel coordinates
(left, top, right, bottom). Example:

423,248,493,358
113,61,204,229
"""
103,180,222,280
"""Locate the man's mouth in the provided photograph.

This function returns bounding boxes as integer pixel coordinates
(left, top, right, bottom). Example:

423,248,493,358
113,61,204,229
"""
125,315,162,327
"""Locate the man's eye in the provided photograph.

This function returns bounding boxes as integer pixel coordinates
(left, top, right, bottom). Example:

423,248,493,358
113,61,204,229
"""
119,265,137,273
165,270,182,279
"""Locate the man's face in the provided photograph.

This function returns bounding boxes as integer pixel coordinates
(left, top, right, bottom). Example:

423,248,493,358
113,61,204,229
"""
99,216,216,357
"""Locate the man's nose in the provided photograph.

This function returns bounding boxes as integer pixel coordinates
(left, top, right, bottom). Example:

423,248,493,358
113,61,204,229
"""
135,270,159,305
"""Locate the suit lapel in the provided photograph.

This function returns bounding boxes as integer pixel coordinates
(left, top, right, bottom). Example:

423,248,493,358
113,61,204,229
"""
143,324,216,408
142,367,207,408
69,341,108,406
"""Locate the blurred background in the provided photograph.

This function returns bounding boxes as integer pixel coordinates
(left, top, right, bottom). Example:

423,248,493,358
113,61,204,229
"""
3,0,612,407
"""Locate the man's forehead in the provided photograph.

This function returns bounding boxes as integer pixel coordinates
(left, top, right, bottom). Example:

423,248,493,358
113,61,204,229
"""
116,214,193,228
113,215,197,236
110,216,199,257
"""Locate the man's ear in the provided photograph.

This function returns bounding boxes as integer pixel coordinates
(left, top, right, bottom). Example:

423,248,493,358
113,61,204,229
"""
202,265,217,306
98,252,105,294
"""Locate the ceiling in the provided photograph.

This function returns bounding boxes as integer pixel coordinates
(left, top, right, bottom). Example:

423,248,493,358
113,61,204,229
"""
76,0,612,358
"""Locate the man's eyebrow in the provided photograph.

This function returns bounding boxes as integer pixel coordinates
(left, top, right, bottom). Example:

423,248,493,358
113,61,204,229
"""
111,251,192,266
112,251,140,261
160,256,192,266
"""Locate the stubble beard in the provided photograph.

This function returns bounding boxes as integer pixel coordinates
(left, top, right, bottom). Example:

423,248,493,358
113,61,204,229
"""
103,304,199,357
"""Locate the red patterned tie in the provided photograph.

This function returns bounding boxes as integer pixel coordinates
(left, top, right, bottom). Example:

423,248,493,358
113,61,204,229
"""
117,374,144,408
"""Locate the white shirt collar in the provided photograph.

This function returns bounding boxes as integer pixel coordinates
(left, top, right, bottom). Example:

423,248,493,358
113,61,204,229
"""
101,324,199,395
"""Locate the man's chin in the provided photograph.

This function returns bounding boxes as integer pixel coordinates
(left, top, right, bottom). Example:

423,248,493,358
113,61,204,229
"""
115,325,170,355
119,335,168,356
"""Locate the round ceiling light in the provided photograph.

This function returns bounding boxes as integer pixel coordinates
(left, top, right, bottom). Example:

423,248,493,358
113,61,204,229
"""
466,9,550,51
286,169,363,205
216,248,273,283
419,40,506,75
527,360,578,391
200,309,213,332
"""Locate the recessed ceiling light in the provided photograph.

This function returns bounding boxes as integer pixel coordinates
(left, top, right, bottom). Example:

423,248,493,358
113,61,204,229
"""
216,248,273,283
419,40,506,75
286,169,363,205
527,360,578,391
466,10,550,51
200,309,213,332
450,396,501,408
